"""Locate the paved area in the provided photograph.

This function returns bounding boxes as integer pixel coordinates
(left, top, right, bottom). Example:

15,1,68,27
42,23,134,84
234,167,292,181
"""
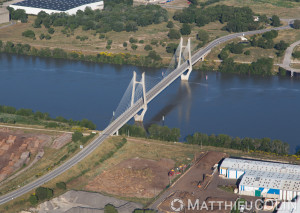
279,40,300,75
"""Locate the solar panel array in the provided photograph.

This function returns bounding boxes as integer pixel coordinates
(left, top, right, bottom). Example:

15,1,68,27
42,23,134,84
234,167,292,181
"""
13,0,100,11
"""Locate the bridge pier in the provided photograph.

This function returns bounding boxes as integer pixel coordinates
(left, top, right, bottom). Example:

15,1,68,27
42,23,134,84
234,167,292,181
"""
131,71,148,122
177,37,193,81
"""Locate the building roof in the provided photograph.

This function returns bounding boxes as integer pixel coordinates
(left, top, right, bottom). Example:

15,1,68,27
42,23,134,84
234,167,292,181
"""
220,158,300,175
12,0,101,11
277,197,300,213
240,170,300,192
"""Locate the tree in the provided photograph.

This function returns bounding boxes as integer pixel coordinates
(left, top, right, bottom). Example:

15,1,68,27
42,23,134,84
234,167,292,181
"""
104,204,118,213
131,44,138,50
144,45,152,51
244,50,250,55
29,194,38,205
48,27,55,34
180,23,191,35
22,30,35,39
271,15,280,27
167,21,174,28
39,33,45,40
45,34,51,40
147,50,162,61
262,30,278,40
129,37,138,43
168,29,181,39
293,20,300,29
218,49,229,60
196,29,209,43
123,42,127,47
35,187,53,201
274,40,289,51
166,43,178,53
292,51,300,58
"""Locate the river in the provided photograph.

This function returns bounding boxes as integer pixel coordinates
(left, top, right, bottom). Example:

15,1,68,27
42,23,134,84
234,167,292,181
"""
0,53,299,153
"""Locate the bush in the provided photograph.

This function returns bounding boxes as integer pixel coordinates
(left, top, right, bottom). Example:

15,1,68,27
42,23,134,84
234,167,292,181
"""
292,51,300,58
196,29,209,43
274,40,289,51
72,131,83,142
56,182,67,190
166,43,178,53
244,50,250,55
107,40,112,45
106,45,111,49
45,34,51,40
48,27,55,34
22,30,35,39
139,40,144,44
39,33,45,40
167,21,174,28
104,204,118,213
293,20,300,29
144,44,152,51
99,34,105,39
168,29,181,39
151,39,158,46
271,15,281,27
123,42,127,47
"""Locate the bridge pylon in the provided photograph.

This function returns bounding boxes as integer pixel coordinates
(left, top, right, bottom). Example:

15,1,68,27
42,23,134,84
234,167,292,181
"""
131,71,148,122
177,37,193,81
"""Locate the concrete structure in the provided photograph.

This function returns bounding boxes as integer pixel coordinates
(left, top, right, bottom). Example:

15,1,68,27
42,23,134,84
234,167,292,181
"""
131,71,147,122
10,0,104,15
177,37,192,81
239,170,300,201
0,8,9,24
277,196,300,213
219,158,300,179
0,20,292,206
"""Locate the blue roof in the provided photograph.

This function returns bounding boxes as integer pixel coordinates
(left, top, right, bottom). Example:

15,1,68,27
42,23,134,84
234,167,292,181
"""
13,0,100,11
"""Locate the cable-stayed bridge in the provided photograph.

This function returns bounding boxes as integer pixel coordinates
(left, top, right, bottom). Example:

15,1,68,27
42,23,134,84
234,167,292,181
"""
0,23,291,205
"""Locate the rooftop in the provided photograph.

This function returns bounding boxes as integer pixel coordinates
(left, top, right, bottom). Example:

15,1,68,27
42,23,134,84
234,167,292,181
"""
220,158,300,175
240,170,300,192
12,0,101,11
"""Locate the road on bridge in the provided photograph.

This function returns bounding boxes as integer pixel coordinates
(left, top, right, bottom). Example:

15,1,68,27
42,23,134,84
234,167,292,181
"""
0,22,292,206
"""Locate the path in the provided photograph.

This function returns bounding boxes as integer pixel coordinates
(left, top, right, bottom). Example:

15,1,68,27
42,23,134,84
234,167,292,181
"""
279,39,300,75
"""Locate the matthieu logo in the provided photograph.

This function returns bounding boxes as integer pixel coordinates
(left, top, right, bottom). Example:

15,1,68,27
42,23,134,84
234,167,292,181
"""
170,199,184,212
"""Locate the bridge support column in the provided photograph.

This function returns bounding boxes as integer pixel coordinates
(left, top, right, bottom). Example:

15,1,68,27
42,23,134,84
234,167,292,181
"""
131,71,148,122
177,37,192,81
291,71,294,77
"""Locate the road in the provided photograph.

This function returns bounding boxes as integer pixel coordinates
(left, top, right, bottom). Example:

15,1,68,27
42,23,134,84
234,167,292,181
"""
279,39,300,74
0,22,292,206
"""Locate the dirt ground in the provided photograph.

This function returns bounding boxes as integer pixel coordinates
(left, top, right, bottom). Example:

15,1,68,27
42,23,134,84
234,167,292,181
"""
157,151,239,213
85,157,175,198
0,127,72,182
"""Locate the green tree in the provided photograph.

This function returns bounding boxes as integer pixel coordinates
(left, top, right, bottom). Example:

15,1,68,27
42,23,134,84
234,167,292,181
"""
293,20,300,29
35,187,53,201
244,50,250,55
131,44,138,50
168,29,181,39
29,194,38,205
104,204,118,213
144,44,152,51
123,42,127,47
271,15,280,27
39,33,45,40
166,43,178,53
167,21,174,28
45,34,51,40
292,51,300,58
196,29,209,43
129,37,138,43
180,23,191,35
48,27,55,34
72,131,83,142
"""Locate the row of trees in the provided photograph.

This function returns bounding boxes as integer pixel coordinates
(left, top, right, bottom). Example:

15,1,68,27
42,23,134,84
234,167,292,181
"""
0,104,96,129
30,4,168,33
6,7,27,23
0,40,164,68
186,132,290,155
219,57,274,76
119,124,180,142
173,5,267,32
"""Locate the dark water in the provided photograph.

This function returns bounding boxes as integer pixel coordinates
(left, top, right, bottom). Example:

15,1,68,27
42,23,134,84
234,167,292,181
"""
0,53,299,153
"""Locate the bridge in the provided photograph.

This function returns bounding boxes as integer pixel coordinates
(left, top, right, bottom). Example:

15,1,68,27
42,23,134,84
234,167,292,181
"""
0,23,292,205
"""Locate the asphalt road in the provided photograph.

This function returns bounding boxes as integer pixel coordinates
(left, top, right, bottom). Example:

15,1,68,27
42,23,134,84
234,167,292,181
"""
0,23,292,206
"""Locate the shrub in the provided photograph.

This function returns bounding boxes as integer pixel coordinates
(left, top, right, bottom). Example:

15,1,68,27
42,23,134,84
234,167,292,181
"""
22,30,35,39
139,40,144,44
180,23,191,35
166,43,178,53
99,34,105,39
168,29,181,39
29,194,38,205
72,131,83,142
35,187,53,201
104,204,118,213
45,34,51,40
56,182,67,190
150,39,158,46
39,33,45,40
107,40,112,45
129,37,138,43
244,50,250,55
123,42,127,47
167,21,174,28
292,51,300,58
106,45,111,49
293,20,300,29
131,44,138,50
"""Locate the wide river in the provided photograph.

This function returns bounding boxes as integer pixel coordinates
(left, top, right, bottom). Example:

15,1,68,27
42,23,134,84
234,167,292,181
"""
1,53,299,153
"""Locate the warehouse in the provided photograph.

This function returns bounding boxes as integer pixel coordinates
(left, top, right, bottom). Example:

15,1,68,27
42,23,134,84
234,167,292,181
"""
219,158,300,179
9,0,104,15
239,170,300,201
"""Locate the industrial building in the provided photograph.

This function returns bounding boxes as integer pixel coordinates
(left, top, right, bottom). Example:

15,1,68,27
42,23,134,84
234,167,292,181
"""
219,158,300,179
0,8,9,24
9,0,104,15
239,170,300,201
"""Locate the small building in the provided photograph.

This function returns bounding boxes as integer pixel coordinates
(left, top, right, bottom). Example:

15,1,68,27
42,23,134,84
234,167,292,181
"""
0,8,9,24
10,0,104,15
219,158,300,179
253,16,259,22
239,170,300,201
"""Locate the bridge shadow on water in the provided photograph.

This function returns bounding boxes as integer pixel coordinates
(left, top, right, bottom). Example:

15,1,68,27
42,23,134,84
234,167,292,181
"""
143,71,205,130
